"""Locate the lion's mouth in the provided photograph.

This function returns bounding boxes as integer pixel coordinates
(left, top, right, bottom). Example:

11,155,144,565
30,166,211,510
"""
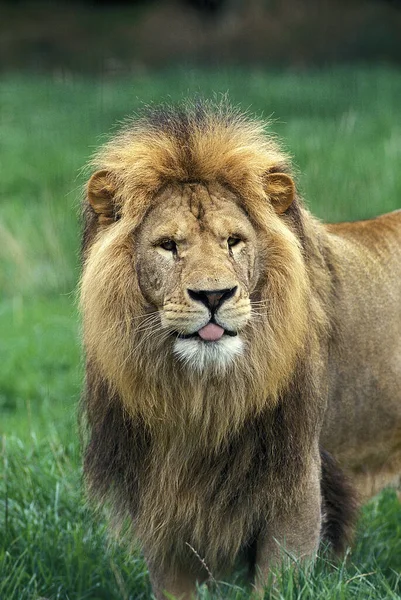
177,322,237,342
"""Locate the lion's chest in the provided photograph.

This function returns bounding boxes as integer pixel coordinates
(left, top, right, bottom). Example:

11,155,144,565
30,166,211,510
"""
133,435,273,567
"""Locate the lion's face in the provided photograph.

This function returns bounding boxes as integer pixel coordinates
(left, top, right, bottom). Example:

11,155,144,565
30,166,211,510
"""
136,182,259,370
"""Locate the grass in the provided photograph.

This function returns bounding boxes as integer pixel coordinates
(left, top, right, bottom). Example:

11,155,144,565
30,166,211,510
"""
0,67,401,599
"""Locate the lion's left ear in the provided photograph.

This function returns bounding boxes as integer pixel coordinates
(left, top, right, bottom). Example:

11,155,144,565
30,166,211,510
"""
264,173,295,214
87,170,117,222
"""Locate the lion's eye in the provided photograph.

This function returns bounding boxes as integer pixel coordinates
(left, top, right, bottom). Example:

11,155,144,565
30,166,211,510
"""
159,239,177,253
227,236,242,248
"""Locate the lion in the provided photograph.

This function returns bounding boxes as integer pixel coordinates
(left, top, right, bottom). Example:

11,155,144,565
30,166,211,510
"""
80,101,401,599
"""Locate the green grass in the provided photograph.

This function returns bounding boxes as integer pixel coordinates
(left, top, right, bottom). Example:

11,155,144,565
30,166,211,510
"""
1,67,401,599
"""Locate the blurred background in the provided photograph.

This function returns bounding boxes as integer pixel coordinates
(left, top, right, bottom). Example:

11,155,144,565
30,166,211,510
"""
1,0,401,72
1,2,401,600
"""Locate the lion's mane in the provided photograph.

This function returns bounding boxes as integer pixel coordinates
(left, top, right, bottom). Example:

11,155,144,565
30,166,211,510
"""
80,101,350,571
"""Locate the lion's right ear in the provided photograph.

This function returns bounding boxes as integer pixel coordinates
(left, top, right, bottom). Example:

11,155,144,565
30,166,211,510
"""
87,170,117,222
264,173,295,214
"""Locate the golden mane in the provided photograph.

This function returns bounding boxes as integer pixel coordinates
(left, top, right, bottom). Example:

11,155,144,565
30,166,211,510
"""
80,101,339,578
90,100,292,222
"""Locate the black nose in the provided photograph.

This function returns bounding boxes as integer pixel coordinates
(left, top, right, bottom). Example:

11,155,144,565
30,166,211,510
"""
187,287,237,311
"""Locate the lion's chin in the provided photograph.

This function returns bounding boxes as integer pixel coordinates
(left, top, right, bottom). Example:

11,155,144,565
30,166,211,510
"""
173,335,244,372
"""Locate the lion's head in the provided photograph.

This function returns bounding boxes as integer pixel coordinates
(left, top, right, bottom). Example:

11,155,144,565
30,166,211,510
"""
81,101,313,437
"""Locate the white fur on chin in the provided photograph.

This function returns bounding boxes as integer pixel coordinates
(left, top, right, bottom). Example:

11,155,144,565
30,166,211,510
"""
173,335,244,372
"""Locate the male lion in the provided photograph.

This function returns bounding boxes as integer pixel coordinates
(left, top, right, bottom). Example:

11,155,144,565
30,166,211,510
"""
80,101,401,599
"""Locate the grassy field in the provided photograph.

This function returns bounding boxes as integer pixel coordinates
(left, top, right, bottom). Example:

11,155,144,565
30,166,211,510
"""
1,67,401,600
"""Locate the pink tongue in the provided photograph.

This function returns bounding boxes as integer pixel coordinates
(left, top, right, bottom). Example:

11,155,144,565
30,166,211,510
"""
198,323,225,341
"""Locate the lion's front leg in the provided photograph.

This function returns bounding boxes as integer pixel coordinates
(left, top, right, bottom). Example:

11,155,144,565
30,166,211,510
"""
254,463,322,595
146,559,205,600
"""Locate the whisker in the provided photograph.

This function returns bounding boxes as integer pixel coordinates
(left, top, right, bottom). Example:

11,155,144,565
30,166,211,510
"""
94,312,160,338
250,301,271,307
120,325,170,369
135,319,162,334
129,312,159,321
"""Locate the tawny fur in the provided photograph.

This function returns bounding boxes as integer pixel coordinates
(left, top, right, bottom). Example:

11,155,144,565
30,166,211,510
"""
80,101,401,596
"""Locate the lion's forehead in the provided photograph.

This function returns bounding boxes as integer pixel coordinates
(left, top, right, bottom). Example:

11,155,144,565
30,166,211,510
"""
141,182,254,243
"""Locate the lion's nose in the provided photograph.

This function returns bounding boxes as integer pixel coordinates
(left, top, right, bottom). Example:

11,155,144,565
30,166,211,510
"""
187,287,237,311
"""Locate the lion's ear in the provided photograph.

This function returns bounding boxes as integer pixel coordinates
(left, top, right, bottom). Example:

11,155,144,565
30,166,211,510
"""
264,173,295,214
87,170,117,222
